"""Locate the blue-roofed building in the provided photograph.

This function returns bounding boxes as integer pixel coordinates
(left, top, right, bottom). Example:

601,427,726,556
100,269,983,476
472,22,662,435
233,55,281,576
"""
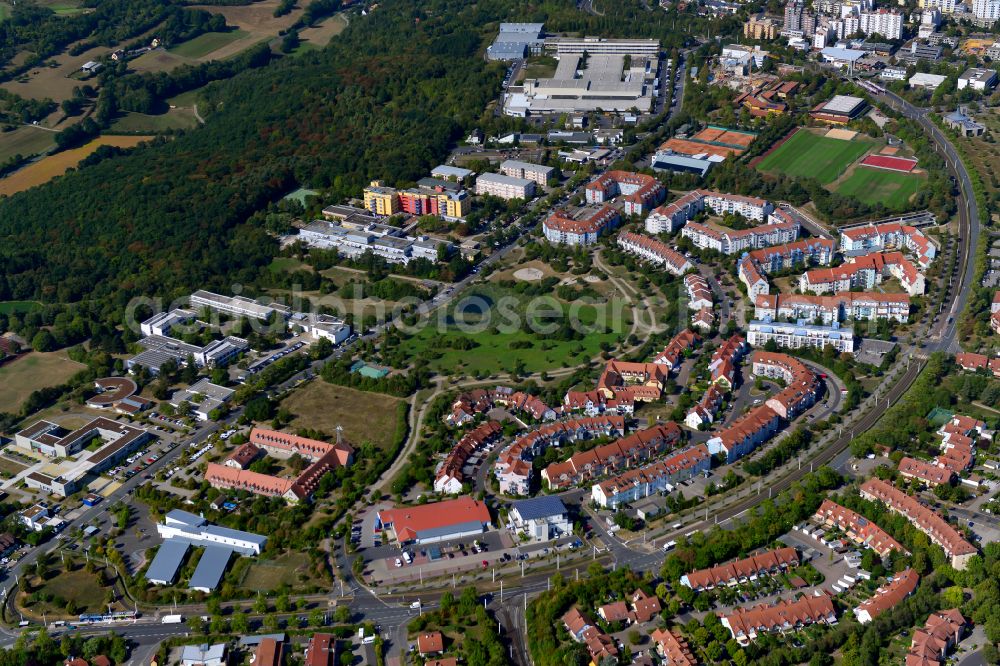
157,511,267,556
189,545,233,593
651,151,722,177
509,496,571,541
145,539,189,585
487,23,545,61
747,318,855,354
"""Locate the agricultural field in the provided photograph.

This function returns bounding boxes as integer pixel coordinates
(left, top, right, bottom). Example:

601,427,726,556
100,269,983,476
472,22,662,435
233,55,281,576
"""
129,50,193,74
1,43,106,104
0,134,153,196
0,3,10,22
756,128,875,184
832,166,924,208
0,126,56,163
295,14,349,50
168,29,249,59
109,109,199,133
0,350,86,413
279,381,404,452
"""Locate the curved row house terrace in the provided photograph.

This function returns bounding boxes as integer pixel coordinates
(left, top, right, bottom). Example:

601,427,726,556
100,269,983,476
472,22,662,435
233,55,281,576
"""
853,568,918,624
585,170,666,215
839,221,936,269
754,291,911,324
446,387,555,427
679,546,800,591
542,421,684,490
590,443,711,508
738,237,837,300
616,231,693,275
542,205,621,246
645,189,776,235
749,351,821,419
719,592,837,645
859,478,977,570
204,428,354,504
493,415,627,495
813,498,909,556
434,421,503,494
799,251,924,296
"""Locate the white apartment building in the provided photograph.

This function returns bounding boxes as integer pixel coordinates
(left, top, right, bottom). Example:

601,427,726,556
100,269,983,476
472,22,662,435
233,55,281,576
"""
140,309,196,337
499,160,556,186
747,319,855,354
958,68,998,91
973,0,1000,20
702,193,773,221
475,172,536,200
859,10,903,39
919,0,956,13
681,219,799,255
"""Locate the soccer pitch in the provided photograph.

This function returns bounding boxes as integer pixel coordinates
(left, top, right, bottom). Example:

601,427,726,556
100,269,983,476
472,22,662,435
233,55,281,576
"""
757,129,874,184
834,167,923,208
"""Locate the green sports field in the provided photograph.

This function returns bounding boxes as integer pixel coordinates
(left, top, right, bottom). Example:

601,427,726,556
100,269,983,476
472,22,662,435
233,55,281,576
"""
757,130,874,184
834,167,923,208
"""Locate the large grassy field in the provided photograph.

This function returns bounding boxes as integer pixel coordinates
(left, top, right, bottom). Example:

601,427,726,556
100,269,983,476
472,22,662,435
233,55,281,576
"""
279,381,403,451
834,167,924,208
169,29,249,59
393,289,630,376
0,351,86,413
0,135,153,196
20,565,114,618
0,300,42,314
0,127,55,163
239,551,320,592
757,129,874,184
109,109,199,133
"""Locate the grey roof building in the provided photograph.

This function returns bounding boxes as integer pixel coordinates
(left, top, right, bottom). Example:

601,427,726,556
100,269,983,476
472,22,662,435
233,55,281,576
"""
145,540,190,586
189,545,233,593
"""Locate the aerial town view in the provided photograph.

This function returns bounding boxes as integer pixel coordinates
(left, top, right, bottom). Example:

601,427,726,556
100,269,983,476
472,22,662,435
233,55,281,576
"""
2,0,1000,665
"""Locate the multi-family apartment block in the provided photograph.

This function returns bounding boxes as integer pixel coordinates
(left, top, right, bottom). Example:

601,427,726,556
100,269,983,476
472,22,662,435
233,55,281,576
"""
747,319,855,354
652,329,701,370
682,213,799,254
499,160,557,186
446,386,555,426
617,232,693,275
839,222,936,268
543,206,621,245
754,291,911,324
800,252,924,296
475,172,536,200
744,14,781,39
585,170,665,215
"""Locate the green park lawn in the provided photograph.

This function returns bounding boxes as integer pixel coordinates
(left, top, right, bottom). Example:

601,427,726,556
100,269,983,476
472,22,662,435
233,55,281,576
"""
757,129,875,184
0,300,42,314
393,290,630,376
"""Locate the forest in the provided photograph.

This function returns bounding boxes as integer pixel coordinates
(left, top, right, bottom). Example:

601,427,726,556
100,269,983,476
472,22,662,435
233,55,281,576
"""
0,0,731,343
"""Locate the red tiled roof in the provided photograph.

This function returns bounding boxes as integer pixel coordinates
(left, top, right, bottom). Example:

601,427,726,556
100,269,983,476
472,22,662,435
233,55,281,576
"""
860,479,976,559
417,632,444,655
720,593,836,640
854,569,918,622
544,205,620,235
378,497,491,543
683,547,799,590
814,498,908,555
897,457,953,486
305,634,335,666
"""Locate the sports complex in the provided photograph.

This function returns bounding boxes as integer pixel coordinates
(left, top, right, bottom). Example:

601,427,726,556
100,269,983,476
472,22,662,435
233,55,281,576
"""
755,126,925,209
